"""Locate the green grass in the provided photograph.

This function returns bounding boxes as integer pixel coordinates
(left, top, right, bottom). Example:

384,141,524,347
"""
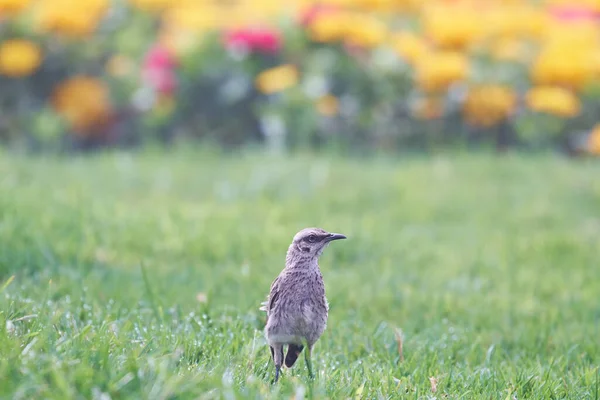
1,151,599,399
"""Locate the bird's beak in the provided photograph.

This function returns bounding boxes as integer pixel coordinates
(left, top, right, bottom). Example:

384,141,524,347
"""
326,233,347,241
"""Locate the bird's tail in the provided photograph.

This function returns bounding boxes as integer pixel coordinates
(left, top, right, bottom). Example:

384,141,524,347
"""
259,300,268,312
284,344,304,368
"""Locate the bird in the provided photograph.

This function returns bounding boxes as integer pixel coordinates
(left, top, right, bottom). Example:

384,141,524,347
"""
260,227,347,383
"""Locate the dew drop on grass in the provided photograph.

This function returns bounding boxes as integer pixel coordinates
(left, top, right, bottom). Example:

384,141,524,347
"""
222,368,234,387
5,320,15,334
295,384,306,399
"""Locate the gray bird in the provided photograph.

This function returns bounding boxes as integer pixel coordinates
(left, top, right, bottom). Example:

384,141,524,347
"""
260,227,347,382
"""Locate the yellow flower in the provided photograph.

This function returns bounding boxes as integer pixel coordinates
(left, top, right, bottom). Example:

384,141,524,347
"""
127,0,172,12
255,64,299,94
0,0,30,16
462,85,517,128
588,125,600,155
525,86,580,117
531,40,596,90
52,76,112,132
390,32,429,65
227,0,284,27
36,0,109,37
162,2,220,33
308,12,354,43
316,94,339,116
0,39,42,78
158,25,202,56
344,14,388,48
490,36,527,62
105,55,134,78
158,2,221,55
350,0,418,12
593,50,600,78
415,51,469,93
154,95,176,118
487,5,548,39
423,3,484,50
542,19,598,44
531,21,599,89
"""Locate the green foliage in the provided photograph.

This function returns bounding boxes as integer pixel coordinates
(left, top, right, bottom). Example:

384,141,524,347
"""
0,151,599,398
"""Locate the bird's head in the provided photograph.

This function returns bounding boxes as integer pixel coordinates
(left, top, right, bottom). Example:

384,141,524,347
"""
287,227,346,262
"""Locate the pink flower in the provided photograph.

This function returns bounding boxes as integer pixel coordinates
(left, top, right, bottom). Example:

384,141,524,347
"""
142,44,177,96
223,26,282,54
142,68,176,95
252,27,282,53
143,45,177,70
549,5,600,22
223,29,253,51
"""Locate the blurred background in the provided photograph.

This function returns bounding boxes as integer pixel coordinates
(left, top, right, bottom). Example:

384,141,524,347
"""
1,2,600,397
1,0,600,155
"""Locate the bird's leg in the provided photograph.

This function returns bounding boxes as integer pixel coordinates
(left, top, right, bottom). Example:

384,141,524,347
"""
272,343,284,383
275,365,281,383
304,345,314,380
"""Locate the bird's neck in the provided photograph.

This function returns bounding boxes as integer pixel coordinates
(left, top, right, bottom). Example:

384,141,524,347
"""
285,244,318,271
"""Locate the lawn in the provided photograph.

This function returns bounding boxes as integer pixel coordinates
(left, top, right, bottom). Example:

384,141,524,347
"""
0,151,599,399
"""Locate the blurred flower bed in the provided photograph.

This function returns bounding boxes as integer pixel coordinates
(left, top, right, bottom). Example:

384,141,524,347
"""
1,0,600,155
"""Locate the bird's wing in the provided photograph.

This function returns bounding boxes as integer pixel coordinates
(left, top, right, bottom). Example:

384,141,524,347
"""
260,276,281,317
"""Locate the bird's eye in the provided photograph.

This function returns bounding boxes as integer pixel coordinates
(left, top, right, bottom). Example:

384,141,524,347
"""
307,234,317,243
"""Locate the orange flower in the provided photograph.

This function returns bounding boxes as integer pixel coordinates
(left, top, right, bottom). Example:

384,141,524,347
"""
0,0,31,16
344,14,388,48
0,39,42,77
490,36,527,62
52,76,112,132
525,86,580,117
308,12,353,43
415,51,469,93
462,85,517,127
255,64,299,94
316,94,339,116
423,3,484,50
412,95,444,120
588,125,600,155
308,11,388,48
